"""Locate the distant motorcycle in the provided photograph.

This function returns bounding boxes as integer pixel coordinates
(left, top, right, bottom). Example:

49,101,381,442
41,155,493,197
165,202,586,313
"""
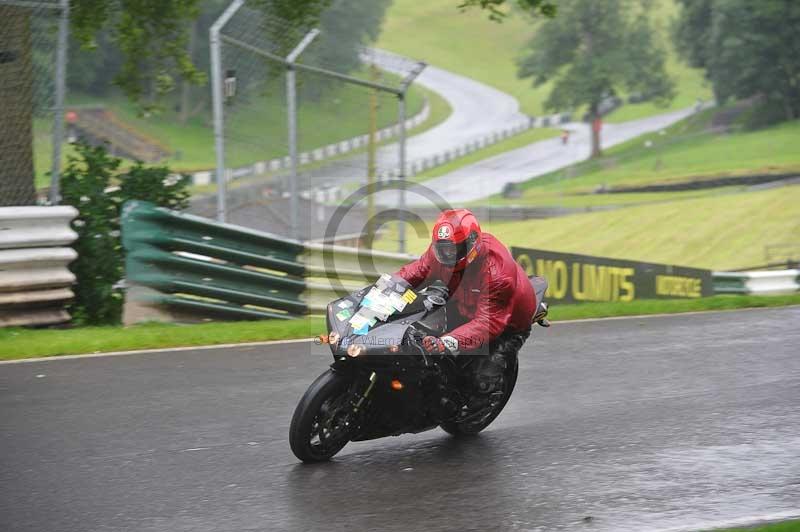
289,274,550,462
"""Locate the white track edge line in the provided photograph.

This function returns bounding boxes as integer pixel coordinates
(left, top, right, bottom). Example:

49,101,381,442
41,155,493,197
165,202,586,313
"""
0,337,313,365
3,304,798,365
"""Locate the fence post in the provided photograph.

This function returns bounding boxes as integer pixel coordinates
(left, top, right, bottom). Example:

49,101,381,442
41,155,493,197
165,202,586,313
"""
49,0,69,205
396,61,426,254
397,93,407,253
285,29,319,241
210,0,245,222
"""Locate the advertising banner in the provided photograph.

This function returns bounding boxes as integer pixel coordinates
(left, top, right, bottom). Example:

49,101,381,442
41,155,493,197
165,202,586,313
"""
511,247,713,303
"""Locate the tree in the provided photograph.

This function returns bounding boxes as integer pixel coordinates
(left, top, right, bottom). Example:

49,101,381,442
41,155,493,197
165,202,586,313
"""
293,0,393,101
71,0,208,106
672,0,712,73
312,0,393,74
61,142,190,325
517,0,674,157
66,30,122,97
458,0,557,20
674,0,800,121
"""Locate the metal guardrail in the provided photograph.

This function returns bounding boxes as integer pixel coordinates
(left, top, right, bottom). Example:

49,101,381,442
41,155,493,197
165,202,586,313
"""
122,201,799,324
121,201,413,323
713,270,800,295
0,206,78,327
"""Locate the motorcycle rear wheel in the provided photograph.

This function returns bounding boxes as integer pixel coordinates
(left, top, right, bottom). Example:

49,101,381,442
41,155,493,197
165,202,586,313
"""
289,369,352,462
440,354,518,436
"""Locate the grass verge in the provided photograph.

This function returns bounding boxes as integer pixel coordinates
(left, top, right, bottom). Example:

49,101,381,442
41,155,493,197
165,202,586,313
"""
374,183,800,271
0,318,324,361
484,109,800,208
549,294,800,322
3,297,799,361
706,519,800,532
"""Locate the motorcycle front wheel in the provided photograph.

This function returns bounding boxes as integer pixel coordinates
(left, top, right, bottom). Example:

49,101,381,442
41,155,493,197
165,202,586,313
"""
440,354,519,436
289,369,352,462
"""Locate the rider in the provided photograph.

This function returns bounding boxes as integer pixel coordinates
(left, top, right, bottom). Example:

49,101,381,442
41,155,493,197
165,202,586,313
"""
394,208,537,397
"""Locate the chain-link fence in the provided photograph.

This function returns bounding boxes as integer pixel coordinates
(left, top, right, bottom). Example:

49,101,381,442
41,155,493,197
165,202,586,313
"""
0,0,68,206
207,0,425,251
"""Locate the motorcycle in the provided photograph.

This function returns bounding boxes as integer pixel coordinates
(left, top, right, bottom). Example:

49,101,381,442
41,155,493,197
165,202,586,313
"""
289,273,550,462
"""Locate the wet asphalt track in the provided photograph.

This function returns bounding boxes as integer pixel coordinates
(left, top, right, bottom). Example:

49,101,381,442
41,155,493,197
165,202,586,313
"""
1,307,799,532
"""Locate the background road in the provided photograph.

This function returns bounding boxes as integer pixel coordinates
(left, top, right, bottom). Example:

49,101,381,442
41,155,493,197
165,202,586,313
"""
2,307,799,532
194,54,704,236
286,52,530,188
365,51,713,206
190,54,530,235
395,106,702,205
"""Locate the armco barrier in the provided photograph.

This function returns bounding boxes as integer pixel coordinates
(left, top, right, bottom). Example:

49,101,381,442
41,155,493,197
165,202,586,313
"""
0,206,79,327
122,201,798,323
712,270,800,295
121,201,414,323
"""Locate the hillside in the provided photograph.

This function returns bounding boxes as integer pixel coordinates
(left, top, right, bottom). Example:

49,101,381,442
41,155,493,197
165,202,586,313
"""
484,109,800,208
377,184,800,271
33,73,450,188
378,0,711,119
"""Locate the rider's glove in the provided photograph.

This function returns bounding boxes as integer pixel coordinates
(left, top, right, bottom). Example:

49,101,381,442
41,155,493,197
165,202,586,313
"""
422,335,459,355
422,335,446,354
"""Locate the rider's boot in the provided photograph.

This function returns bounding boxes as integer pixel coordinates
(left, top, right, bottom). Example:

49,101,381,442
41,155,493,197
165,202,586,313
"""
468,353,507,411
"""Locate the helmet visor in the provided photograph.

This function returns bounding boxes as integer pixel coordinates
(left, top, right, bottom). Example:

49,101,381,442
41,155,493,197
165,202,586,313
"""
433,240,465,266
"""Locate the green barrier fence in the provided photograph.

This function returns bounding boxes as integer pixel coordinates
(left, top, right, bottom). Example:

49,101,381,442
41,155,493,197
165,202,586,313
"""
121,201,798,323
121,201,413,321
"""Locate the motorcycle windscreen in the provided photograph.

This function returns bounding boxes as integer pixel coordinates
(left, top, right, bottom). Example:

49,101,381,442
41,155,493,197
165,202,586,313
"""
339,311,426,352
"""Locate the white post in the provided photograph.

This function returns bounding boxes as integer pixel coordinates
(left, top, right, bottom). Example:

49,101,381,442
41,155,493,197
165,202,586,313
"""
49,0,69,205
210,0,245,222
397,94,407,254
396,61,426,254
285,29,319,240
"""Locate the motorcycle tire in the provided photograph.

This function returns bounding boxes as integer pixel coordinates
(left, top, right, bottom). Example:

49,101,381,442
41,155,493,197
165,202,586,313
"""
440,354,519,437
289,369,352,462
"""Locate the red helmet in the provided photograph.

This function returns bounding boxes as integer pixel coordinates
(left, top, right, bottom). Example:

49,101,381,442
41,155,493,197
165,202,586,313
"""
431,209,482,271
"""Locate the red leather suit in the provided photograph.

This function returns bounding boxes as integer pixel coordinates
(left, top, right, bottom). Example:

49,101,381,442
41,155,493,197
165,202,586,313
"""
395,233,536,351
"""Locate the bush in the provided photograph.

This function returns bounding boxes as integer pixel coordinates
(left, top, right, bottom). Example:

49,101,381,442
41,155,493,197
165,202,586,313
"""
61,142,190,325
739,98,790,131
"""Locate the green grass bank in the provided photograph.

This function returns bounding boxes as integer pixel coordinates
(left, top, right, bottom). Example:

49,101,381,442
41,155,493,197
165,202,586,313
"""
484,109,800,209
34,73,450,188
3,297,799,361
707,519,800,532
379,184,800,271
